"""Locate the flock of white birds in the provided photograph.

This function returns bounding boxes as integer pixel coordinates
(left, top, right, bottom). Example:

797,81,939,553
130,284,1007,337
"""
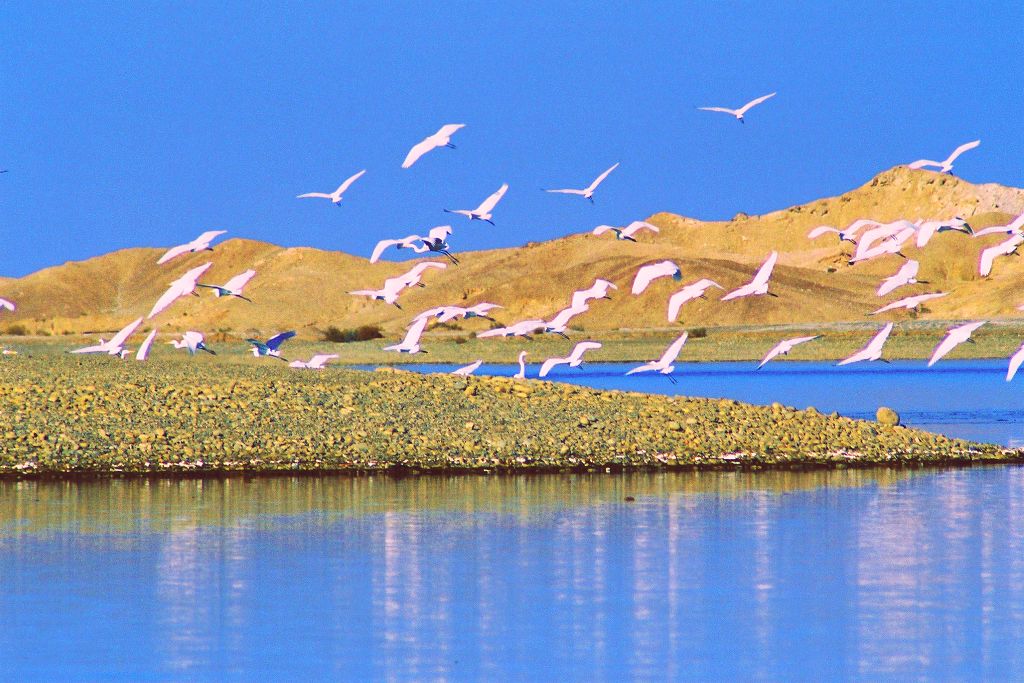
5,97,1024,383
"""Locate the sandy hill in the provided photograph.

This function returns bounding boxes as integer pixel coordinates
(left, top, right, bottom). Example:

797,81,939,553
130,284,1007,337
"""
2,166,1023,339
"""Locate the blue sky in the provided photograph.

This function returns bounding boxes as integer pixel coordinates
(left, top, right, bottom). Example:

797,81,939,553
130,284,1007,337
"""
2,2,1022,276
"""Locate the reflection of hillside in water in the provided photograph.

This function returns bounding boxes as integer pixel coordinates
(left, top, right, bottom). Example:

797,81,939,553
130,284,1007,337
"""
0,469,916,536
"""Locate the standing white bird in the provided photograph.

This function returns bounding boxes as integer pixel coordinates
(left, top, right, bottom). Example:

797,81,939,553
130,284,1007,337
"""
877,260,925,297
972,213,1024,238
157,231,226,265
444,184,508,225
0,298,15,312
71,317,143,356
979,233,1024,277
869,292,947,316
928,321,985,367
135,328,158,361
837,323,894,366
196,269,256,302
908,140,980,174
539,341,602,377
170,331,215,355
757,335,820,369
698,92,776,122
543,163,619,203
721,252,779,301
571,279,617,308
384,317,429,354
290,354,339,370
632,261,682,295
667,279,723,322
592,221,659,242
476,319,546,340
514,351,528,379
625,331,688,383
402,124,465,169
369,235,429,263
148,262,214,319
1006,342,1024,382
296,170,366,205
247,331,296,361
452,360,483,377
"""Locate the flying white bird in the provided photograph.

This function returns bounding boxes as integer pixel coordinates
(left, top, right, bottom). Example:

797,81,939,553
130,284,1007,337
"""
414,302,501,325
632,261,682,295
170,331,215,355
196,269,256,302
908,140,980,174
452,360,483,377
476,319,545,340
625,331,688,383
979,233,1024,277
71,317,143,356
247,331,296,361
290,354,339,370
388,261,448,290
848,228,915,265
369,235,429,263
514,351,528,379
444,184,508,225
543,303,588,339
851,220,920,259
135,328,158,361
0,298,15,312
539,341,602,377
914,217,973,248
972,213,1024,238
869,292,947,316
698,92,776,122
837,323,894,366
157,231,226,265
1007,342,1024,382
928,321,985,367
571,279,617,308
415,225,460,264
296,169,366,205
402,124,465,169
877,260,925,297
592,221,659,242
667,279,723,322
544,163,619,203
806,219,880,243
384,317,429,354
148,262,214,319
349,281,408,308
757,335,820,369
722,252,779,301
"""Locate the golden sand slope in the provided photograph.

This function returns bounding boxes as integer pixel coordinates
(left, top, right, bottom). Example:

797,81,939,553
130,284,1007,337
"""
1,166,1023,339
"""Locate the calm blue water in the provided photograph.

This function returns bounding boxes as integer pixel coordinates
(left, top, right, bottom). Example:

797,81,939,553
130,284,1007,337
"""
1,468,1024,680
379,360,1024,447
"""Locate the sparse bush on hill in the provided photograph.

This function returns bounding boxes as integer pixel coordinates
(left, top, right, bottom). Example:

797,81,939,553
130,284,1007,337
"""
322,325,383,343
453,336,468,345
3,324,28,336
689,327,708,338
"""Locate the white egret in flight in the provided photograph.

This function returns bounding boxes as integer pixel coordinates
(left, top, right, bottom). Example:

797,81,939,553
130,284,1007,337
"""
452,360,483,377
71,317,143,356
0,298,15,312
806,219,880,243
721,252,778,300
928,321,985,367
290,354,339,369
197,269,256,302
157,231,226,265
837,323,894,366
477,320,545,340
592,221,659,242
402,124,465,169
698,92,776,122
246,331,296,361
369,235,429,264
543,303,588,339
296,169,366,205
1007,342,1024,382
571,279,617,308
539,341,602,377
170,331,215,355
757,335,820,369
135,328,158,361
979,233,1024,277
667,279,723,322
908,140,980,174
914,217,973,247
632,261,682,295
544,163,619,203
869,292,947,316
972,213,1024,238
148,262,213,319
416,225,460,264
877,260,925,297
625,331,688,383
444,184,508,225
384,317,429,354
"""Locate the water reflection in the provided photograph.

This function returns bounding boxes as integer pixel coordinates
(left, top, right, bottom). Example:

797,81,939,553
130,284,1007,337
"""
0,467,1022,679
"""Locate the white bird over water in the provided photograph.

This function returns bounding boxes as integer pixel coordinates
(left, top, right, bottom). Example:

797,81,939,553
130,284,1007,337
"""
625,331,688,383
514,351,528,379
71,317,143,356
148,262,214,319
592,221,659,242
290,354,339,370
632,261,682,295
544,163,619,203
197,269,256,302
402,124,465,169
908,139,980,174
972,213,1024,238
170,331,215,355
667,279,723,322
369,235,429,263
979,233,1024,277
757,335,820,369
0,298,15,312
384,317,429,354
444,184,508,225
135,327,158,361
869,292,947,316
452,360,483,377
571,279,617,308
698,92,776,123
539,341,602,377
296,169,366,205
157,230,226,265
928,321,985,367
837,323,894,366
722,252,778,301
1007,342,1024,382
877,260,925,296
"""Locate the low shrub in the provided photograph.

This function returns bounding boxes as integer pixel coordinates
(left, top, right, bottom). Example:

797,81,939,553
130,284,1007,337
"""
322,325,383,343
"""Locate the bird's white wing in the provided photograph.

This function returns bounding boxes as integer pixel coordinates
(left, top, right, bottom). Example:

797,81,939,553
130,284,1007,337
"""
736,92,776,115
0,298,14,311
758,343,787,369
622,221,659,237
307,354,339,369
944,139,981,165
135,328,158,361
157,243,192,265
698,106,737,115
544,188,586,195
807,226,840,239
979,244,1003,277
569,341,602,361
900,260,920,281
475,183,508,214
370,239,404,263
148,284,185,319
592,224,618,236
193,230,226,247
335,169,366,196
547,305,585,329
436,123,465,138
452,360,483,376
539,357,567,377
866,323,894,355
296,192,333,199
413,306,450,322
409,261,447,278
180,262,214,285
631,261,677,295
402,138,439,169
108,317,144,348
625,363,657,376
750,251,778,288
907,159,940,171
348,289,380,298
585,163,619,193
223,269,256,292
426,225,452,242
70,343,109,354
402,317,429,346
476,328,508,339
667,288,698,322
928,332,965,367
657,332,688,366
1007,342,1024,381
